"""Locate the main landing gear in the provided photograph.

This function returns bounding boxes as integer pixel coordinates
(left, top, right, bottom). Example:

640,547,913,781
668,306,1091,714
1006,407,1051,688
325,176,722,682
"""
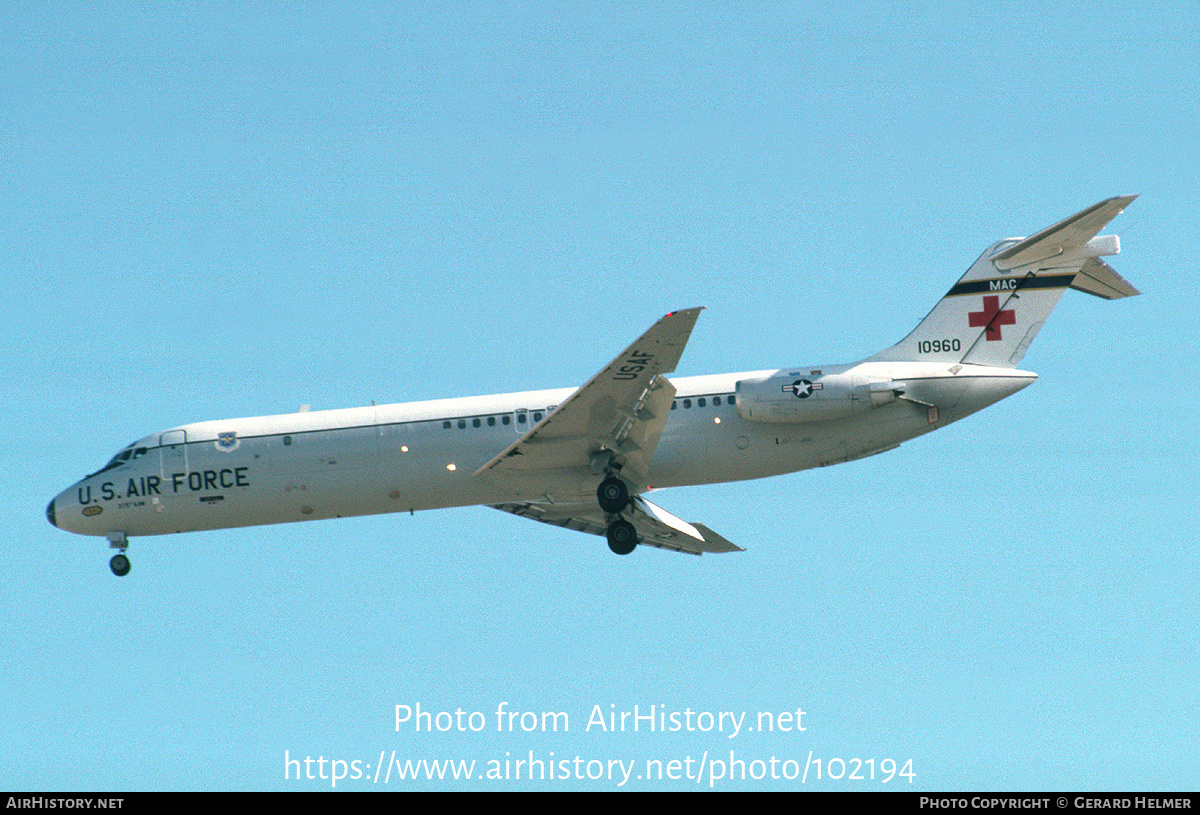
597,476,630,514
597,475,638,555
107,531,131,577
605,519,637,555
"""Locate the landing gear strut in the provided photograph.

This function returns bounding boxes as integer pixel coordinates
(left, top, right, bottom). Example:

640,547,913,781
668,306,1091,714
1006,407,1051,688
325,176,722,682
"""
107,531,130,577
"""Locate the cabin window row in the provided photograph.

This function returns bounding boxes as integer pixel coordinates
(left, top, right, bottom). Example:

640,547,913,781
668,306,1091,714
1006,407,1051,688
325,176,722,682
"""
442,410,546,430
433,394,731,432
671,394,733,410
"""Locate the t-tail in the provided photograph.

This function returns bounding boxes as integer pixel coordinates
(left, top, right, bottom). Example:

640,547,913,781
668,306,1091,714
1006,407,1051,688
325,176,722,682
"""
871,196,1139,368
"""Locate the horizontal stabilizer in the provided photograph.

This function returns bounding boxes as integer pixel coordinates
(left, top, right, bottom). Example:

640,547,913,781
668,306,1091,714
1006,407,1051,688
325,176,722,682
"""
1070,256,1140,299
990,195,1137,270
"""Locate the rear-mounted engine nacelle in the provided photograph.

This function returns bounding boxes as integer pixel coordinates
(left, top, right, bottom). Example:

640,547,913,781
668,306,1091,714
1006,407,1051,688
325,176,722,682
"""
735,372,905,423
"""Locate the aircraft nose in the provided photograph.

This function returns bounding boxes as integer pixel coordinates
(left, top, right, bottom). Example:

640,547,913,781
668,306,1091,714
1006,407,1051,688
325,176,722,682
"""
46,497,58,528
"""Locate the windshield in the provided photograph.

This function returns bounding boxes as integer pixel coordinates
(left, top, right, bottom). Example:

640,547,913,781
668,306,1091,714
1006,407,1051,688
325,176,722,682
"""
88,442,151,477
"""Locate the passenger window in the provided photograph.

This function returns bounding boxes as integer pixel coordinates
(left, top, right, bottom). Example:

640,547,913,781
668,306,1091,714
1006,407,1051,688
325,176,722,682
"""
683,399,691,408
472,418,481,428
487,416,496,426
458,419,466,429
698,397,706,407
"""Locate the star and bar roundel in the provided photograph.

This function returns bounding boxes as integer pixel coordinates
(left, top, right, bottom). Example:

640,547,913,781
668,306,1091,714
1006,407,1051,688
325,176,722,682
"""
783,379,822,398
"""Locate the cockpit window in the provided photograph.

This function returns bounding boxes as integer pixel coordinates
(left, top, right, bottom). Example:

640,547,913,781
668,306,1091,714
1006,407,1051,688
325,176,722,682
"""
89,443,151,477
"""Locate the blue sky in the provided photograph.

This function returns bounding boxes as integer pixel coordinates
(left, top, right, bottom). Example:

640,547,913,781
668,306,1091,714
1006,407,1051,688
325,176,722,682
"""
5,2,1198,790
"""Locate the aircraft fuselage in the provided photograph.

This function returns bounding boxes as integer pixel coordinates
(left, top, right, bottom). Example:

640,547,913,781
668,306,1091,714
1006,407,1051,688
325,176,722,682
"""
48,360,1033,540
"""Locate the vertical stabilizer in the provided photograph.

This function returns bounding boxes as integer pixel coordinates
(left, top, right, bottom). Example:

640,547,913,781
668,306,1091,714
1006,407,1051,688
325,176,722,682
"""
870,196,1137,368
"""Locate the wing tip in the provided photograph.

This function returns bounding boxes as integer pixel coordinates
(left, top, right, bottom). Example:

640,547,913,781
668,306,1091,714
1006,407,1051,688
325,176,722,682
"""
691,523,745,553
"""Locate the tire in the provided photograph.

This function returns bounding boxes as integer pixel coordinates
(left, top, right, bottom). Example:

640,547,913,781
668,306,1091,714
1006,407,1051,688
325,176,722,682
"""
597,476,630,514
110,553,131,577
606,520,638,555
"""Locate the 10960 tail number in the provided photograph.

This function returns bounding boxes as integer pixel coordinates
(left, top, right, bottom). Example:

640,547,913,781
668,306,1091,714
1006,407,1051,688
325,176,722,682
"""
918,339,961,354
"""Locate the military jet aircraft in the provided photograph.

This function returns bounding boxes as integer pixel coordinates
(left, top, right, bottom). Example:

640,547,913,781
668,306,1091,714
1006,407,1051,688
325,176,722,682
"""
47,196,1139,575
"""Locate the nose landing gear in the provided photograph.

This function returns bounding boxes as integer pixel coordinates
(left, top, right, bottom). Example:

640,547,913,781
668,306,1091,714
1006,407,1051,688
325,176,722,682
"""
107,531,131,577
109,553,131,577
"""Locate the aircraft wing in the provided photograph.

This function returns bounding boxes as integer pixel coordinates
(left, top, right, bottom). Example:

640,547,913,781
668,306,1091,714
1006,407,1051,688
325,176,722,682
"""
474,308,703,483
491,495,743,555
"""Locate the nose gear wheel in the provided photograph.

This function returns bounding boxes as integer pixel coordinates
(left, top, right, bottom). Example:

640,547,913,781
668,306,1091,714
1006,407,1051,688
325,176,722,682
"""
110,553,131,576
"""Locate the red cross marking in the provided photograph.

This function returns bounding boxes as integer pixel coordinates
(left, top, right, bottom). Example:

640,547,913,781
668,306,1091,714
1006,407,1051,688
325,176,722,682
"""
968,295,1016,341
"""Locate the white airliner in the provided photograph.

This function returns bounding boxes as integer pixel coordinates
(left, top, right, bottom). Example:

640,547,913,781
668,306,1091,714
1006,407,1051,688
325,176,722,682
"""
48,197,1140,576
